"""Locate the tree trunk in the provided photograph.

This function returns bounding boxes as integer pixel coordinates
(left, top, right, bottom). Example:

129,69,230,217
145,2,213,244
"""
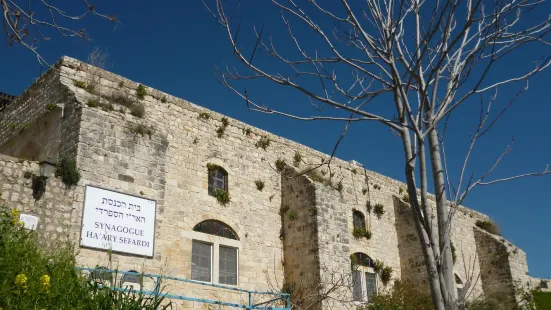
401,130,446,310
426,126,457,309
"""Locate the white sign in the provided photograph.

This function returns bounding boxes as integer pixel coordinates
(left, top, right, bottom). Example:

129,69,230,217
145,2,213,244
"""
19,214,38,230
80,186,156,257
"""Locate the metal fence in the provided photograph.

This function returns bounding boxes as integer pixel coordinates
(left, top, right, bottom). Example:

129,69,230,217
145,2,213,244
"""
77,267,291,309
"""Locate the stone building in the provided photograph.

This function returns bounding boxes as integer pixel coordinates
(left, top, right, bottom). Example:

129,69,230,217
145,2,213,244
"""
0,57,546,309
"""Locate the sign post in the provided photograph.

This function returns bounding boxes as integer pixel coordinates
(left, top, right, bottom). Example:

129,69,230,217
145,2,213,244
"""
80,185,156,257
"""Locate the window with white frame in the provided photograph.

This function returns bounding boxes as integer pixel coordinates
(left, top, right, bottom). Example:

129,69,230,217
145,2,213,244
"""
351,252,378,302
191,220,239,285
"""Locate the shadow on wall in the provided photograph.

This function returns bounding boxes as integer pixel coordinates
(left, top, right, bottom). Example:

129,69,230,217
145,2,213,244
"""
393,196,430,292
0,107,63,161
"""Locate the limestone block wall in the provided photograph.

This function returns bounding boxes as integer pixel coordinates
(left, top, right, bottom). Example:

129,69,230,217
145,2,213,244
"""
281,170,320,309
0,155,76,246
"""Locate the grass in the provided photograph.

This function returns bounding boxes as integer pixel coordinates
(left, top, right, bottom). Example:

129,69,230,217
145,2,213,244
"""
352,227,372,240
275,159,286,172
293,151,302,167
476,219,501,235
213,189,231,205
198,112,211,120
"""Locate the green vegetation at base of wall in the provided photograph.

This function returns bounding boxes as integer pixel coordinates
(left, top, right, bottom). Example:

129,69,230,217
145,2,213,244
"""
0,208,171,310
534,292,551,309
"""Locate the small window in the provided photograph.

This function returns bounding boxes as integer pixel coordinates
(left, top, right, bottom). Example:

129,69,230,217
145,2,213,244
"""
208,166,228,195
353,210,366,230
193,220,239,240
219,246,238,285
192,241,212,282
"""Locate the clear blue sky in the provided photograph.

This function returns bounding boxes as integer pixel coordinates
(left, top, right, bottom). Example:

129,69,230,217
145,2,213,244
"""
1,1,550,278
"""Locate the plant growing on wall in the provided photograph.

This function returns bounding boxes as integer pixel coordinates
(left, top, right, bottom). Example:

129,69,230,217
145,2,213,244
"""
55,157,81,188
381,267,393,286
373,203,385,219
275,159,286,172
255,180,265,191
73,80,87,89
476,220,501,236
46,104,57,111
213,189,231,205
198,112,211,120
362,188,368,195
136,84,147,100
352,227,372,240
293,151,302,167
373,260,384,273
402,193,409,203
255,135,271,150
242,127,252,136
288,211,297,220
373,184,381,190
216,117,230,138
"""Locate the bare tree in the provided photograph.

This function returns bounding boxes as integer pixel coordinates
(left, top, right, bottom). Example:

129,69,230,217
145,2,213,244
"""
202,0,551,308
1,0,116,66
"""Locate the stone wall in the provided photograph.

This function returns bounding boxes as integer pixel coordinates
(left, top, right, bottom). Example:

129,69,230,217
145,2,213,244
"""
0,56,533,308
0,155,76,246
281,170,320,309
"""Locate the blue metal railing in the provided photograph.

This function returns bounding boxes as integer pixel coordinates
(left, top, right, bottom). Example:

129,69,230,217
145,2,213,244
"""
76,267,291,309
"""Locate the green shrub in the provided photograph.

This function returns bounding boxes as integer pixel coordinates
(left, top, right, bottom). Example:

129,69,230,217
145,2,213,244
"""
293,151,302,167
198,112,211,120
361,280,433,310
275,159,286,172
255,135,271,150
373,260,384,273
73,80,87,88
216,117,229,138
402,193,409,203
373,203,385,219
288,211,297,220
87,99,100,108
55,157,81,187
255,180,265,191
381,266,393,286
243,127,252,136
46,103,57,111
476,219,501,235
213,189,231,205
0,209,172,310
136,84,147,100
352,227,372,240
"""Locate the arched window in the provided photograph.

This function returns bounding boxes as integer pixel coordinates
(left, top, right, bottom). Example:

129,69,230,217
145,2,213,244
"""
353,210,366,230
193,220,239,240
192,220,239,285
350,252,377,302
208,165,228,195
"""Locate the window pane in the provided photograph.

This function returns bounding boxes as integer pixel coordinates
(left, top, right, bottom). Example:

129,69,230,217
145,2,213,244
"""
219,246,238,285
352,270,362,301
365,272,377,301
192,241,211,282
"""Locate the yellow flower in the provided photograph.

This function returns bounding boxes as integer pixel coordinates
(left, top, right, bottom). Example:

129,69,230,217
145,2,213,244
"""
11,209,20,225
40,274,51,291
15,274,28,290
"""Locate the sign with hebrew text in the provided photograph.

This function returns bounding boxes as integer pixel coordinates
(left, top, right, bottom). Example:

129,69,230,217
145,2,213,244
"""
80,185,156,257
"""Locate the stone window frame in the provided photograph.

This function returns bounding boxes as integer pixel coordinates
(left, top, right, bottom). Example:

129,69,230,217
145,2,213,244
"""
183,222,241,287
